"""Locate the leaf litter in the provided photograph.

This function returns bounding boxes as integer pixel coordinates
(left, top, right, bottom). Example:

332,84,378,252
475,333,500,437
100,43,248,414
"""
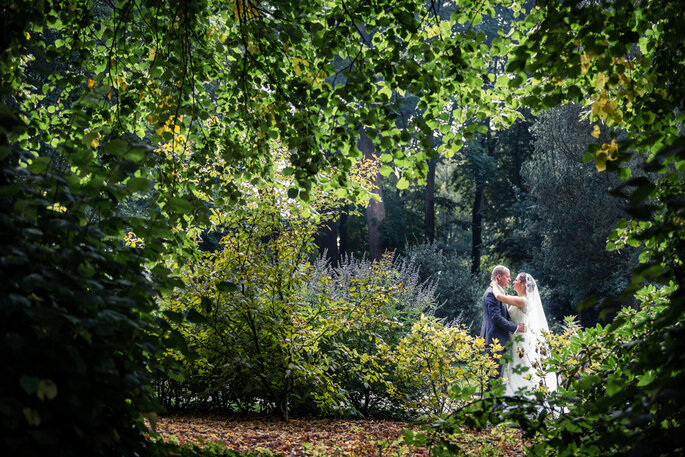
153,413,530,456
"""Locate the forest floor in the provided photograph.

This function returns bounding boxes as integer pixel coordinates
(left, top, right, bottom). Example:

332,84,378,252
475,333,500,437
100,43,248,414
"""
153,412,531,456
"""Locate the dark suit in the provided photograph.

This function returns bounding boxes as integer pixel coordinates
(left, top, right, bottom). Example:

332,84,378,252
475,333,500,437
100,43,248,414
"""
480,286,517,376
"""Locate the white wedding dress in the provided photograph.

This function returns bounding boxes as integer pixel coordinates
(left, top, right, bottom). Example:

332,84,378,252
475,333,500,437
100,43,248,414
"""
503,275,557,396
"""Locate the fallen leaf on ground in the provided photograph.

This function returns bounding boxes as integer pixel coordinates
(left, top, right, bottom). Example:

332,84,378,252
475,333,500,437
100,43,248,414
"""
152,412,529,457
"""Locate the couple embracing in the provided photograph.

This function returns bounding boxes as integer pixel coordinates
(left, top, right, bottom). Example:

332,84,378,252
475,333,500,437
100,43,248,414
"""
480,265,557,395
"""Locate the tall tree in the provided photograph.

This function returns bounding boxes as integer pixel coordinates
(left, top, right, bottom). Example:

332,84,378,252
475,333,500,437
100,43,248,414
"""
424,156,438,242
520,103,637,325
314,217,340,266
358,128,385,261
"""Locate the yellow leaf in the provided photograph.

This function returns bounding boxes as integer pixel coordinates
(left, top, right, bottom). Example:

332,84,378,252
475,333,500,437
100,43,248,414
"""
596,158,607,172
22,408,41,426
600,139,619,160
148,48,156,61
47,203,67,213
25,31,31,40
107,90,112,100
426,23,441,39
603,99,618,116
91,134,100,149
233,0,259,21
595,72,608,89
247,40,259,54
37,379,58,401
580,54,591,74
592,91,608,115
591,125,601,138
293,57,309,67
87,79,95,90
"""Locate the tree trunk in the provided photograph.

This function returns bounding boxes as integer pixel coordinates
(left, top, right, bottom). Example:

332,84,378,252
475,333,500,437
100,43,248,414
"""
513,120,524,188
358,128,385,261
471,181,484,274
425,157,437,243
339,205,349,260
314,217,339,267
471,125,496,274
277,393,289,421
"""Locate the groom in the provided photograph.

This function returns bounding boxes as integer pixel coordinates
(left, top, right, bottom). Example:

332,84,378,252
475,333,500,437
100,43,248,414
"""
480,265,525,377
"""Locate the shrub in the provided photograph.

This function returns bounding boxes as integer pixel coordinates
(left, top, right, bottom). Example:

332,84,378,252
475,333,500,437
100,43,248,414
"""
159,240,441,419
302,252,438,417
158,189,322,420
391,315,500,416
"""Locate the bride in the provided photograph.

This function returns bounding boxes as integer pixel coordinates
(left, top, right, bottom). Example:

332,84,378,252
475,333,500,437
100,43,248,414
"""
490,273,557,395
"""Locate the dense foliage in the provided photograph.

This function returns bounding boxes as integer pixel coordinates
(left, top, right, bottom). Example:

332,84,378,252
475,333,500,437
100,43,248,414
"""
0,98,179,456
402,241,485,327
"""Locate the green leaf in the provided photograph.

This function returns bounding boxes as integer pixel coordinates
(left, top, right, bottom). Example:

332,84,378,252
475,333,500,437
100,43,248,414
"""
567,85,582,101
626,238,641,248
217,281,237,292
28,157,51,175
103,139,128,157
22,408,41,426
637,373,655,387
495,75,510,88
165,197,194,213
606,378,625,396
397,178,409,190
126,177,150,192
472,13,482,26
618,167,631,180
20,375,40,395
124,146,150,162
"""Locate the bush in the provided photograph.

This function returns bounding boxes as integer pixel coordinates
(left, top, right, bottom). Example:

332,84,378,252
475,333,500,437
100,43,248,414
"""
391,315,499,416
158,189,322,420
0,154,172,456
302,252,438,417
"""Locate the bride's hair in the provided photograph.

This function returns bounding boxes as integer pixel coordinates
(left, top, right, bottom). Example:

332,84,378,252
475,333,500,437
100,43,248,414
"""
517,272,537,293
